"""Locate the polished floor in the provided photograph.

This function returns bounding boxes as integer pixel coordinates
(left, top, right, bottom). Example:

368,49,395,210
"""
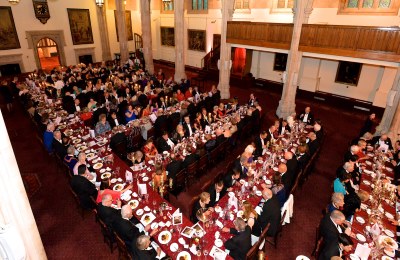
1,68,373,259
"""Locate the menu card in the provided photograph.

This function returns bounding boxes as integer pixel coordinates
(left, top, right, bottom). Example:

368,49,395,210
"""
354,243,371,260
138,183,147,195
125,170,133,183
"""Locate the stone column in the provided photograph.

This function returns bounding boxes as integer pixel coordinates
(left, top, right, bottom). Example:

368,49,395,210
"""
376,68,400,138
276,0,312,119
115,0,129,65
140,0,155,74
174,0,187,82
0,111,47,260
96,1,112,61
217,0,235,99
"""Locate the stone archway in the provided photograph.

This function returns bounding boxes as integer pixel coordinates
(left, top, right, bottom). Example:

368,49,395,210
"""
37,37,61,70
25,30,67,70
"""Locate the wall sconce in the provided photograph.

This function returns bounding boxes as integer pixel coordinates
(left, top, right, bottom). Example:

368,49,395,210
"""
95,0,104,7
9,0,20,4
211,20,216,23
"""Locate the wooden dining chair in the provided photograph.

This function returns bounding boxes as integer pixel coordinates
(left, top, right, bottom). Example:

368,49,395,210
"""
114,232,133,260
311,224,323,257
258,223,271,253
97,217,116,253
197,154,209,176
266,211,286,248
169,168,187,198
186,161,198,186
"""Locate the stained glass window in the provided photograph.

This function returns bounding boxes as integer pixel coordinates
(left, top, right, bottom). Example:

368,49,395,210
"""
287,0,294,8
363,0,374,7
192,0,207,10
347,0,359,7
379,0,391,7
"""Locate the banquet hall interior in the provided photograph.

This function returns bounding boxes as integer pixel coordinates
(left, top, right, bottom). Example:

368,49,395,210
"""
0,0,400,259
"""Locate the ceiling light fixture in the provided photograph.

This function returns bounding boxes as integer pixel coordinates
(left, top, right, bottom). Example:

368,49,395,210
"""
95,0,104,7
9,0,20,4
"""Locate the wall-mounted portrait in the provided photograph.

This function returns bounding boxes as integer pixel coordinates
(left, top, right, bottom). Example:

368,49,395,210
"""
0,7,20,50
273,53,288,72
335,61,362,86
160,27,175,47
114,10,133,42
67,9,94,45
188,29,206,52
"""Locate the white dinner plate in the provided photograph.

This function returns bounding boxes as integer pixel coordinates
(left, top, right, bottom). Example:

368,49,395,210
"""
101,172,111,179
142,177,149,182
170,243,179,252
128,200,139,210
93,163,103,170
215,239,223,247
385,212,394,219
349,254,360,260
384,248,395,258
136,209,144,216
382,256,394,260
140,213,156,226
176,251,191,260
384,229,395,238
356,216,365,224
362,180,371,185
113,184,124,191
255,190,262,196
158,230,172,244
356,234,366,242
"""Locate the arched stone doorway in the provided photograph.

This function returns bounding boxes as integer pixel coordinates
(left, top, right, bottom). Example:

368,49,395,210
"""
37,37,60,70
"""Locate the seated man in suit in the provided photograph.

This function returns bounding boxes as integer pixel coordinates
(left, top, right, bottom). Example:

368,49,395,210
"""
157,131,174,153
277,163,292,196
53,130,67,159
113,205,158,256
222,218,252,260
108,111,120,128
278,119,291,136
215,128,227,146
97,193,121,228
109,127,127,151
253,188,281,237
308,132,319,156
327,192,345,214
182,146,199,168
135,235,162,259
62,91,75,114
233,154,249,179
319,233,353,260
319,210,352,260
208,180,226,207
371,133,393,151
254,131,268,158
284,151,298,186
265,125,277,144
296,145,310,171
70,164,98,209
299,106,314,125
166,153,182,180
223,168,241,191
183,115,194,137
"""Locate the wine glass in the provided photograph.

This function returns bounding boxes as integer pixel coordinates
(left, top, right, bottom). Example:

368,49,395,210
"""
203,249,209,259
176,224,182,234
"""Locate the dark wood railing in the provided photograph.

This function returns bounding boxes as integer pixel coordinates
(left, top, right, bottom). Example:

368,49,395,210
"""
201,45,220,70
226,21,400,62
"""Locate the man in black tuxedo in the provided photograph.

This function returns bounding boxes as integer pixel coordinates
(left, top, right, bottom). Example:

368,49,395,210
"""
154,110,168,138
134,235,162,259
285,151,298,183
319,233,354,260
297,145,310,171
62,91,75,114
52,130,67,159
233,154,248,179
265,125,277,143
167,107,181,133
157,131,172,153
299,106,314,125
248,93,258,106
97,193,121,228
371,133,393,151
208,180,226,207
70,164,98,209
108,111,121,128
254,131,268,158
182,146,199,168
308,132,320,156
223,168,241,190
109,129,127,151
113,205,143,255
182,115,194,137
278,119,291,136
278,163,292,195
215,128,226,146
253,188,281,237
319,210,352,260
223,218,252,260
166,153,182,180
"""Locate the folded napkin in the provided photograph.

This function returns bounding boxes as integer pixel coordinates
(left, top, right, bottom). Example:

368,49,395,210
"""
255,206,262,215
363,169,374,175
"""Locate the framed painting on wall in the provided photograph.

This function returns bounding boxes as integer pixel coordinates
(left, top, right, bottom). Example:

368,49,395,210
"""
67,8,94,45
273,53,288,71
160,27,175,47
188,29,206,52
0,7,21,50
335,61,362,86
114,10,133,42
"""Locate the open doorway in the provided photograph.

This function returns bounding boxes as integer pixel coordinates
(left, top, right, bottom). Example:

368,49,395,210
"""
37,37,60,70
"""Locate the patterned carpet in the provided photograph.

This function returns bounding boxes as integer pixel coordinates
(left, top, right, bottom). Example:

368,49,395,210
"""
1,64,373,259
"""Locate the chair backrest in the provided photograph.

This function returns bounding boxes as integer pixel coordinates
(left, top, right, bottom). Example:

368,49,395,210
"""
174,168,186,189
258,223,271,250
187,161,198,175
197,154,208,171
246,238,261,260
114,232,132,260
